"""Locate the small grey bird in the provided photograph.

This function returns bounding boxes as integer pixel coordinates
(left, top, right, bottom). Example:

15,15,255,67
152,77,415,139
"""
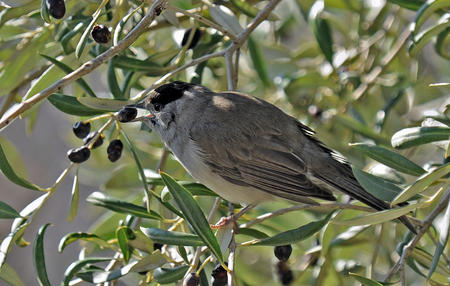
136,81,415,233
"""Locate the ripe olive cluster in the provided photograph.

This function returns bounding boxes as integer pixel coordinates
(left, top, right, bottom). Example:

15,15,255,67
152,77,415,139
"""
66,107,137,164
274,245,293,285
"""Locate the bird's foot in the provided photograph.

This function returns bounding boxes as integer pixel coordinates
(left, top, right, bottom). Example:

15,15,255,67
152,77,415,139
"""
211,215,238,230
210,204,256,231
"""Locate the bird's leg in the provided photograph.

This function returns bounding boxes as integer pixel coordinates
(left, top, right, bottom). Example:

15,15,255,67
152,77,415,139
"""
211,204,256,230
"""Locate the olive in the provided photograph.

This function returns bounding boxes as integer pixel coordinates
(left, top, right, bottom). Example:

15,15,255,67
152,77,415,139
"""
117,107,138,122
181,28,202,49
274,245,292,262
83,131,104,149
72,121,91,139
107,139,123,162
67,146,90,163
91,25,111,44
184,273,199,286
46,0,65,19
211,264,227,286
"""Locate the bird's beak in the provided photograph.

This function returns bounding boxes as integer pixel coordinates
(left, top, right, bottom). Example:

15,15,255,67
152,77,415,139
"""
131,113,154,122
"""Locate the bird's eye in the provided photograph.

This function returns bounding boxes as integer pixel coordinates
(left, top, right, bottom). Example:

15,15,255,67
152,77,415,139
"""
153,103,162,111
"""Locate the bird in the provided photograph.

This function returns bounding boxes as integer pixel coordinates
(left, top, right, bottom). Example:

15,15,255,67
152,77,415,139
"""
134,81,416,233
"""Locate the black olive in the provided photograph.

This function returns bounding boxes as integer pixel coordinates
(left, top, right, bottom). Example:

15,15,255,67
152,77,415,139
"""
83,131,104,149
211,264,227,286
67,146,90,163
276,261,293,285
184,273,199,286
72,121,91,139
181,28,202,49
153,242,163,251
91,25,111,44
107,139,123,162
46,0,65,19
117,107,138,122
274,245,292,262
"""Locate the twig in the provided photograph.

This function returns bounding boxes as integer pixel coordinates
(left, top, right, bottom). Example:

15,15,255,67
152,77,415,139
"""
383,191,450,282
352,27,411,100
0,0,168,131
227,202,236,286
225,50,235,90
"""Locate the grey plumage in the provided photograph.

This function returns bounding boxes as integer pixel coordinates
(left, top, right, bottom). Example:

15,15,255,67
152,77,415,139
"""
139,81,416,233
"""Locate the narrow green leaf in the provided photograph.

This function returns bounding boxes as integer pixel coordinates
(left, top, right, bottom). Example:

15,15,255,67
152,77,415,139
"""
237,228,269,239
411,246,450,277
209,5,243,35
1,192,52,266
0,201,21,219
412,0,450,37
86,192,162,220
60,21,89,54
23,64,66,101
409,14,450,57
0,143,42,191
112,56,166,75
352,168,406,202
0,221,29,268
311,13,334,64
47,93,108,116
435,26,450,59
62,257,111,286
252,213,333,246
392,164,450,204
330,225,369,247
140,227,204,246
349,273,384,286
121,131,183,218
0,263,25,286
40,54,97,97
153,265,189,284
33,223,51,286
428,201,450,278
40,0,51,23
335,115,390,144
160,172,223,262
107,60,124,99
130,251,167,273
116,226,134,263
77,97,131,111
66,169,79,222
248,36,270,87
113,5,142,46
58,232,109,253
392,126,450,149
387,0,425,10
350,143,426,176
333,203,420,227
75,261,139,283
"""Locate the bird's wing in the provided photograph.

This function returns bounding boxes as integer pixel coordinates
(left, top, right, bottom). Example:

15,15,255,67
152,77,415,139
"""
189,118,336,204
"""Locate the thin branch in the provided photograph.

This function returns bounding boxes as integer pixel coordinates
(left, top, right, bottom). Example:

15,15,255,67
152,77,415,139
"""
384,191,450,282
0,0,168,131
133,0,282,101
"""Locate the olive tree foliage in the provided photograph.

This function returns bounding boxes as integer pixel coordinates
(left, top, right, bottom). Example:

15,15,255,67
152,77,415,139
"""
0,0,449,285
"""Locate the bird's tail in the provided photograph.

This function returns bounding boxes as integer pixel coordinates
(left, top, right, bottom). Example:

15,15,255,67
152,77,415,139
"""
315,164,417,234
